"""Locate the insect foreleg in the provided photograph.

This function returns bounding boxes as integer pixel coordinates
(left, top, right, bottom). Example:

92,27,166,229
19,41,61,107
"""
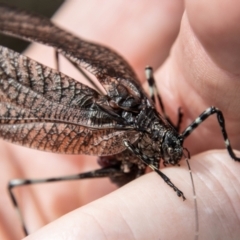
145,66,183,132
153,168,186,200
181,106,240,161
8,167,124,236
123,140,186,200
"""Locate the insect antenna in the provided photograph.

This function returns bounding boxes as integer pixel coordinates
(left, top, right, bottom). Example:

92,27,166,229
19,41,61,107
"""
181,107,240,161
145,66,168,115
145,66,183,132
183,150,199,240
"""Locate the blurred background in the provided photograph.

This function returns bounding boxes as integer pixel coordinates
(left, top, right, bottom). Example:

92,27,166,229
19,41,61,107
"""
0,0,64,52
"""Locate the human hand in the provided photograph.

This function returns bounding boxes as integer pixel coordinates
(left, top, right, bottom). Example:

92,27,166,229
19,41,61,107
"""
1,1,240,239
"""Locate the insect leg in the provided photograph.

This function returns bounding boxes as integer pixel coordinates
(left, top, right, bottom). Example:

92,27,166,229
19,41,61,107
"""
8,167,123,236
145,66,183,132
53,49,104,94
181,106,240,161
153,168,186,200
123,140,186,200
62,53,105,94
54,50,60,71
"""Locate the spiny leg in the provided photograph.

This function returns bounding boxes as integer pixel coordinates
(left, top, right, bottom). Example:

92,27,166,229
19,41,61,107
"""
181,106,240,161
8,167,123,236
123,140,186,200
145,66,183,132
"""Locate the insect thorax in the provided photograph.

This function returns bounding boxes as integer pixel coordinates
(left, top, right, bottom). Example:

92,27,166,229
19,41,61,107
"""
97,106,184,186
133,106,183,164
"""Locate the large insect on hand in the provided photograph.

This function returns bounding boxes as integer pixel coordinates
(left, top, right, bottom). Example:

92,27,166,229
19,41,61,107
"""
0,3,239,237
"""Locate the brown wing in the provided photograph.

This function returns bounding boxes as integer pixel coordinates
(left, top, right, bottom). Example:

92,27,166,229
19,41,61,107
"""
0,4,148,110
0,46,139,155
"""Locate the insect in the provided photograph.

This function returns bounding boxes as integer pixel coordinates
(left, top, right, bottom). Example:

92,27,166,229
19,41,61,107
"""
0,3,239,238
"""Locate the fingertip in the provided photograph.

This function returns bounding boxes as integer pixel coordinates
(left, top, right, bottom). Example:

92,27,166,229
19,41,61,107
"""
24,170,197,240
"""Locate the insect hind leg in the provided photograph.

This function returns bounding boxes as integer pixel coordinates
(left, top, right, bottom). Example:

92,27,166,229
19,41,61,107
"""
181,106,240,161
8,167,124,236
54,50,60,71
54,49,104,94
145,66,183,132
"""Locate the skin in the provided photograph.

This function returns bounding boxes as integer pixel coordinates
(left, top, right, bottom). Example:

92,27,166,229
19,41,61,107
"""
1,0,240,239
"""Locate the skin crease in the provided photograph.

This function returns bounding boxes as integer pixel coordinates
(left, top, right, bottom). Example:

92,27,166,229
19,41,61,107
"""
1,0,240,239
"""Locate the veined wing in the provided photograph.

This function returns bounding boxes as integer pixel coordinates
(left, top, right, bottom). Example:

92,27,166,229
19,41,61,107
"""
0,46,139,155
0,106,139,155
0,4,149,110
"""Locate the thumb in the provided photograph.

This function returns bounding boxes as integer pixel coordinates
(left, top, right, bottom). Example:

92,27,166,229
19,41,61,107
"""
156,1,240,155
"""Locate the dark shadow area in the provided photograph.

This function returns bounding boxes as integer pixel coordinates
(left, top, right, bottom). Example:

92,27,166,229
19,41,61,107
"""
0,0,64,52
